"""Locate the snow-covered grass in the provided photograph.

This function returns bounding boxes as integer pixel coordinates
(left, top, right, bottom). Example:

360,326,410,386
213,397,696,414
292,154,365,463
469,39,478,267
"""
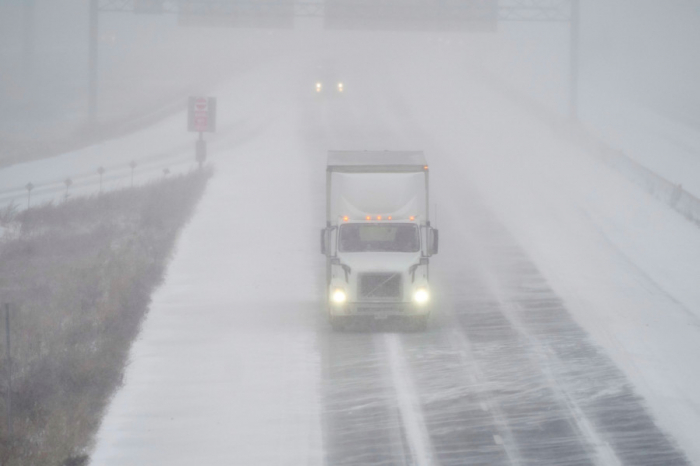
0,169,210,466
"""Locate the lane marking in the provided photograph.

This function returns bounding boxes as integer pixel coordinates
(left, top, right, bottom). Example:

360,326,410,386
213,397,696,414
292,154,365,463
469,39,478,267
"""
385,334,436,466
450,329,525,466
503,301,624,466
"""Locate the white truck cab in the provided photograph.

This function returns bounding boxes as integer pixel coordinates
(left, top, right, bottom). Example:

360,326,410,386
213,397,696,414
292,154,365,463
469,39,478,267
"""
321,151,439,331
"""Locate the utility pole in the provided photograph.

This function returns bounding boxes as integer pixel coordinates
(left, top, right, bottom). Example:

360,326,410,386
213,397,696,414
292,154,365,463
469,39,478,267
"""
88,0,99,126
569,0,580,121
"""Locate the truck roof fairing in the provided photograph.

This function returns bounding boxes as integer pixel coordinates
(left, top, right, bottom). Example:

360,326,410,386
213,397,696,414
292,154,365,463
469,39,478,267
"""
327,150,428,173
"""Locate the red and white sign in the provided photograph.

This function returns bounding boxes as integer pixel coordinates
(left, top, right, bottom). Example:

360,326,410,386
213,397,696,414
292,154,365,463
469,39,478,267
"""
188,96,217,133
193,97,208,132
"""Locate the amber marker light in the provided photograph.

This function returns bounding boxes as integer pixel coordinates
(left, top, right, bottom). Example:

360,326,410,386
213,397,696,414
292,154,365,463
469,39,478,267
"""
377,215,382,220
409,216,415,221
423,165,429,170
343,216,349,222
366,215,371,220
388,216,392,220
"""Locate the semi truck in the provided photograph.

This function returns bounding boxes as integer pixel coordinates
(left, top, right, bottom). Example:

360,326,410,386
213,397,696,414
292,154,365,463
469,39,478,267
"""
320,150,439,331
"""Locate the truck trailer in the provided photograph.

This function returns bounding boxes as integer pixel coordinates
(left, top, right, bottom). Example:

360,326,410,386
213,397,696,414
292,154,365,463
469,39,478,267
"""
320,150,439,331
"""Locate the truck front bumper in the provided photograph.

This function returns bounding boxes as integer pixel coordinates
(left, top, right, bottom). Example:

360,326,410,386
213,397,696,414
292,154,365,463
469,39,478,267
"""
329,302,429,317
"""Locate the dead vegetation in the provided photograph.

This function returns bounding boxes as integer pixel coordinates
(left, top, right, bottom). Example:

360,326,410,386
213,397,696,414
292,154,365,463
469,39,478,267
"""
0,167,212,465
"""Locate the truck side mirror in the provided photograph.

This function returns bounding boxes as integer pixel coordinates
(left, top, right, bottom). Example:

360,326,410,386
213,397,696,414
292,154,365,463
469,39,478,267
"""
320,228,327,255
429,228,439,255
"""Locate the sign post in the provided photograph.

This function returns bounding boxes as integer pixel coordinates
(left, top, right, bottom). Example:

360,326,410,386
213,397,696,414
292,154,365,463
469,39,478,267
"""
188,96,217,167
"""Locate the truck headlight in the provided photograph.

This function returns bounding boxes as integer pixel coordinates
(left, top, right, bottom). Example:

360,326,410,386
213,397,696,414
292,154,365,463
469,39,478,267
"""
413,288,430,304
331,288,347,304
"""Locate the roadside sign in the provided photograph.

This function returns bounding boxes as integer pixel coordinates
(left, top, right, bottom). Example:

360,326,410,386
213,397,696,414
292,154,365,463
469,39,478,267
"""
178,0,295,29
188,96,217,133
324,0,498,32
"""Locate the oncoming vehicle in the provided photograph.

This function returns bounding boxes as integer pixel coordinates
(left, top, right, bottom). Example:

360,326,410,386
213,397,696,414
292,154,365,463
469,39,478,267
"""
314,59,345,96
320,150,439,331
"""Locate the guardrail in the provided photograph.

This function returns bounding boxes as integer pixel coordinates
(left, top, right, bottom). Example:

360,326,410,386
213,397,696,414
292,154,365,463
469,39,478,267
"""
560,122,700,228
0,151,199,211
480,71,700,229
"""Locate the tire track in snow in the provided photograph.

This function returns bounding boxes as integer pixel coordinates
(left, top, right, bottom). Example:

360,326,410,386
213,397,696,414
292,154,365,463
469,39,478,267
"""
385,334,436,466
376,72,691,465
479,219,692,466
320,331,414,466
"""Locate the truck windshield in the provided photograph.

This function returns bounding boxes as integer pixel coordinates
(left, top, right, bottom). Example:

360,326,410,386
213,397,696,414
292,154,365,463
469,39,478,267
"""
338,223,420,253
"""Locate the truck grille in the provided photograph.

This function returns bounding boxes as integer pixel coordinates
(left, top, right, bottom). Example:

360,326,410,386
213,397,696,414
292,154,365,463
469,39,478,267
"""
358,273,402,301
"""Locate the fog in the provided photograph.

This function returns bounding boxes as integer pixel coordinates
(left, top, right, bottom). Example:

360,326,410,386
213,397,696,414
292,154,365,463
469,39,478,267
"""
4,1,700,136
2,1,700,465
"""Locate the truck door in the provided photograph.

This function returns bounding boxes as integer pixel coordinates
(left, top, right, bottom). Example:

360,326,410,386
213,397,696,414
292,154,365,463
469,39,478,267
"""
322,226,338,284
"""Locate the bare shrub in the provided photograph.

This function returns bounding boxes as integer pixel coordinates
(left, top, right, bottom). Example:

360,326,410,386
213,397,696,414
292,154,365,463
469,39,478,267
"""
0,167,212,465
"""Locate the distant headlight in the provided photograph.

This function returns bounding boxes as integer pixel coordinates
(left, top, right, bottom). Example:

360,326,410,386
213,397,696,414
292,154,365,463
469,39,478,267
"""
337,82,344,92
316,82,322,92
331,288,347,304
413,288,430,304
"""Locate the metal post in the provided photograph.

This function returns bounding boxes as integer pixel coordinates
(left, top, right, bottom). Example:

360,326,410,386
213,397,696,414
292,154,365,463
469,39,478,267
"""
196,132,207,168
129,161,137,188
64,178,72,201
88,0,99,125
26,182,33,209
569,0,580,121
198,132,203,169
5,303,12,437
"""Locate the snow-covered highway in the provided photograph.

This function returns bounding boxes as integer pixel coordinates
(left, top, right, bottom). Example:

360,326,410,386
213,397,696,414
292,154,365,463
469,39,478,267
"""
66,36,700,465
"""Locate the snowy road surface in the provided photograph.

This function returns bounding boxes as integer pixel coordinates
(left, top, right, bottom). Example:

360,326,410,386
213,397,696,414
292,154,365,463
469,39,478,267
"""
84,42,700,465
